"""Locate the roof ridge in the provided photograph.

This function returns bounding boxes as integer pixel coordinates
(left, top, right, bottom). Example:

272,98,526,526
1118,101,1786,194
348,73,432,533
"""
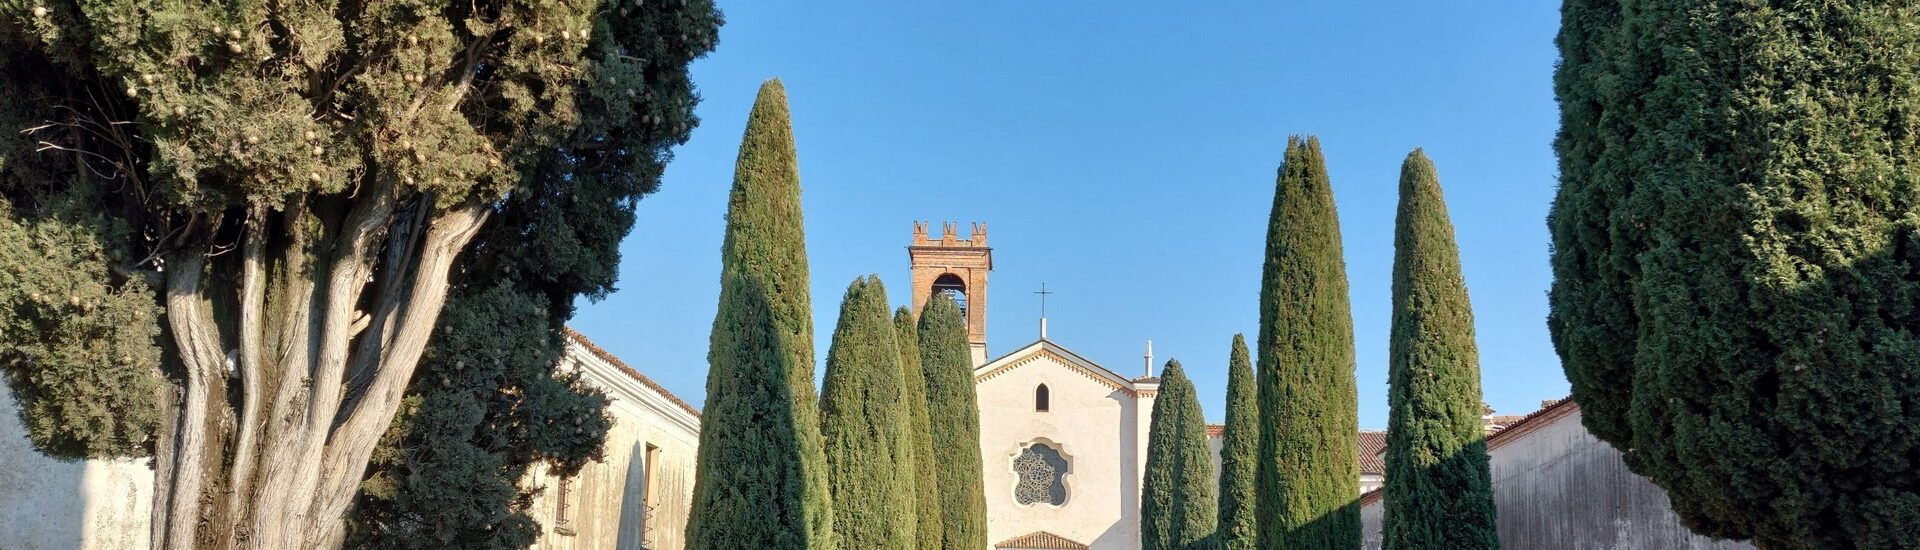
563,327,702,419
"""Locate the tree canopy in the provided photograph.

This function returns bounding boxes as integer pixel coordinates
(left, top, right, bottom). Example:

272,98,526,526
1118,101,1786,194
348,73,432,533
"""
0,0,719,547
1215,334,1258,550
918,294,989,549
820,275,914,550
1382,149,1497,549
1551,2,1920,547
1255,136,1360,549
1142,360,1218,550
686,78,835,550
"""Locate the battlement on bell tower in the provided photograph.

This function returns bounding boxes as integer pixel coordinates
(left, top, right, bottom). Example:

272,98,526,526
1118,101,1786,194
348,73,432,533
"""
912,221,988,247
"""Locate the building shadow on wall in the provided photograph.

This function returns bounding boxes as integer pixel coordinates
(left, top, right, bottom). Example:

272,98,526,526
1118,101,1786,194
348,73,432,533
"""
615,440,648,550
0,384,92,549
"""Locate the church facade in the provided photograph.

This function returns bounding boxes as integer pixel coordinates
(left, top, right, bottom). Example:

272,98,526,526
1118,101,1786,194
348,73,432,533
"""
908,221,1384,550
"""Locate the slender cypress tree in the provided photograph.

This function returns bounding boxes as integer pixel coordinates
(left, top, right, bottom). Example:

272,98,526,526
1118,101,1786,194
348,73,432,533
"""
894,306,945,549
820,275,913,549
1550,2,1920,546
1382,150,1497,549
918,294,989,548
1215,334,1259,550
687,79,834,550
1255,136,1360,549
1142,360,1219,550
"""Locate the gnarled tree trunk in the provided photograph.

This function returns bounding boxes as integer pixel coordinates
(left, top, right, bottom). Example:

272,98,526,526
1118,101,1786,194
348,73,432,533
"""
149,197,489,550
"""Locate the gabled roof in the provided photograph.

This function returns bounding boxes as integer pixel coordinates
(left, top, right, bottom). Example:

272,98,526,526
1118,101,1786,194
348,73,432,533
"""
974,338,1141,394
996,531,1090,550
564,327,701,418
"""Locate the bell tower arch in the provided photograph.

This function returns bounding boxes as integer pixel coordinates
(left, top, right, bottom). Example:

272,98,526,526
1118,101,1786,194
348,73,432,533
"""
909,221,993,366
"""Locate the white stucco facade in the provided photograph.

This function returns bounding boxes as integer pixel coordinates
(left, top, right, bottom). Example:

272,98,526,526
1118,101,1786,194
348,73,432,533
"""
529,330,702,550
0,385,155,550
974,339,1159,550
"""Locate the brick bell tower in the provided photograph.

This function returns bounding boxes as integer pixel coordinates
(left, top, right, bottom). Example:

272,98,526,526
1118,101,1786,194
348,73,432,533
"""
909,221,992,366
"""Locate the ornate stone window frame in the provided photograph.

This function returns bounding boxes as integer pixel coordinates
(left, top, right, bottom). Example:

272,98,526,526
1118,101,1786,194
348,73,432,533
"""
1008,438,1072,508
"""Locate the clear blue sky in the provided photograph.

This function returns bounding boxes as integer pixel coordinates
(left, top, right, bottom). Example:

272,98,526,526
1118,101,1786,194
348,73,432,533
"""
570,1,1566,428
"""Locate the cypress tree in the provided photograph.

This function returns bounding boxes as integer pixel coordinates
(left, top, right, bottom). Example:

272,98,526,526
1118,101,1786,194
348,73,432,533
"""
1142,360,1218,550
918,294,989,548
1550,2,1920,547
819,276,913,549
894,306,945,549
1382,150,1497,549
1215,334,1259,550
1255,136,1360,549
687,79,835,550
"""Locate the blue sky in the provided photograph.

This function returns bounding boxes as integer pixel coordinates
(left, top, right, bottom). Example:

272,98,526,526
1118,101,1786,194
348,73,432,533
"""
570,2,1566,427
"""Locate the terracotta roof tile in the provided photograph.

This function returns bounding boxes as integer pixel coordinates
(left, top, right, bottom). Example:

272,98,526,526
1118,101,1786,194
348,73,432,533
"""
564,327,701,419
1206,424,1225,437
996,531,1089,550
1357,430,1387,476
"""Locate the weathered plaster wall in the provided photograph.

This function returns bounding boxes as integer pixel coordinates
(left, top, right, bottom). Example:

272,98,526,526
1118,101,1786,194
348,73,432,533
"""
530,336,701,550
0,384,154,550
1358,405,1753,550
976,348,1145,550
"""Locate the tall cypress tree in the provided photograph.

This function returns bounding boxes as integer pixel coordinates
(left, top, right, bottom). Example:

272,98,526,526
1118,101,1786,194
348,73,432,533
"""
1382,150,1497,549
894,306,945,549
1255,135,1360,549
1215,334,1259,550
687,79,834,550
819,276,913,549
1142,360,1218,550
1550,2,1920,547
918,294,989,548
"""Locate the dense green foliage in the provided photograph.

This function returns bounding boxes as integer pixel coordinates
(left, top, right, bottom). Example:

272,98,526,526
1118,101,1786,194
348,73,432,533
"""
0,194,161,459
687,79,835,550
918,294,989,549
347,2,721,546
1550,3,1920,547
1382,150,1497,550
819,275,914,549
1214,334,1258,550
894,306,944,549
1142,360,1218,550
1255,136,1359,549
349,286,611,549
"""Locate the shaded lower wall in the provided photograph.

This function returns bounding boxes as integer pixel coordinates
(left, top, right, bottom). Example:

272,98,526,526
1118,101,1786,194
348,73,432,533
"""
1360,403,1751,550
0,384,154,550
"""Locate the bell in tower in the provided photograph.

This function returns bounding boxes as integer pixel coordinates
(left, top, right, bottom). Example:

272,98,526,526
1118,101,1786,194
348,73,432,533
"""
909,221,993,366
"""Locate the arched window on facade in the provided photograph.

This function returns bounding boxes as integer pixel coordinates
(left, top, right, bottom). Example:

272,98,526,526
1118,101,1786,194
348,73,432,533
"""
932,273,967,318
1035,384,1050,412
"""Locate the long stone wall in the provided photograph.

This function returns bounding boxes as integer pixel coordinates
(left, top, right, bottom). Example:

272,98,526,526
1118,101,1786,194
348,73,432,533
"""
0,385,155,550
1360,402,1752,550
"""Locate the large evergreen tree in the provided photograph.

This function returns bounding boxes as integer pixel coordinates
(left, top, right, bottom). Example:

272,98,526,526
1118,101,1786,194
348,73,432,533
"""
894,306,945,549
348,3,721,545
1142,360,1218,550
1215,334,1259,550
0,0,717,547
1550,2,1920,547
1255,136,1360,549
819,275,914,549
1382,150,1497,549
686,79,834,549
918,294,989,549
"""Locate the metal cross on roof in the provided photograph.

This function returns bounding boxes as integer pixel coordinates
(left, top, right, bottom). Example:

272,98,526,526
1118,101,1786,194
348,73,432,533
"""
1034,282,1054,318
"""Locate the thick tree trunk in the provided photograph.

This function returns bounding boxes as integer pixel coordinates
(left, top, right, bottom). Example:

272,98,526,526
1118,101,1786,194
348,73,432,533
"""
149,196,490,550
